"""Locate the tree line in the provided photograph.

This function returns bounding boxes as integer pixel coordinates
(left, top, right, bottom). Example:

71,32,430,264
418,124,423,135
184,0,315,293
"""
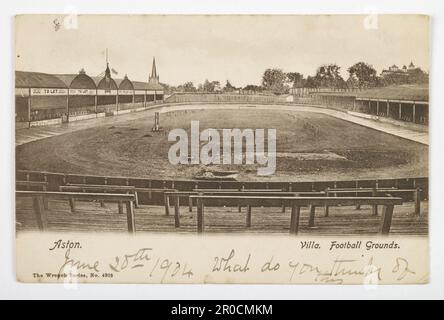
163,62,428,95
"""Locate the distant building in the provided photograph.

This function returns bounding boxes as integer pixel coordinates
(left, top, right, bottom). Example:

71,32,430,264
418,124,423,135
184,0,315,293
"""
381,61,417,78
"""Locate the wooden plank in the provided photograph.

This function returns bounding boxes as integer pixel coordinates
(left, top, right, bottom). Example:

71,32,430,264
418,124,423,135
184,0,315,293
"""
415,188,421,216
193,188,283,192
16,181,48,187
164,194,170,216
380,205,394,235
69,197,76,213
190,195,403,207
17,191,134,202
290,203,301,235
246,205,252,227
372,189,378,216
327,188,415,193
32,196,45,231
197,198,204,234
324,190,330,217
126,201,135,234
308,205,316,227
134,191,139,208
174,195,180,228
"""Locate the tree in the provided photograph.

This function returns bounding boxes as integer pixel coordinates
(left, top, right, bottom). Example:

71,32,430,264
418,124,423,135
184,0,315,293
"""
182,81,196,92
262,68,288,94
286,72,305,88
407,68,428,84
314,64,345,89
243,84,263,93
347,62,377,88
223,80,237,92
202,80,221,93
305,76,317,88
345,75,359,89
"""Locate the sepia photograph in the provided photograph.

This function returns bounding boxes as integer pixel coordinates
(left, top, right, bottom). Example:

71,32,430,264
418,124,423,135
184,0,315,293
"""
13,14,431,285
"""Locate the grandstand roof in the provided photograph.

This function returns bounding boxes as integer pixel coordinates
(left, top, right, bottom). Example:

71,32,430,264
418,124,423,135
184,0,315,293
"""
132,81,149,90
16,70,163,91
15,71,67,88
146,82,165,91
118,75,134,91
55,74,77,87
55,71,96,89
96,76,118,90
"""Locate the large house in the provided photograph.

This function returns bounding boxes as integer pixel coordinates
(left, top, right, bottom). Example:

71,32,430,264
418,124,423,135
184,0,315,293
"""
381,61,417,78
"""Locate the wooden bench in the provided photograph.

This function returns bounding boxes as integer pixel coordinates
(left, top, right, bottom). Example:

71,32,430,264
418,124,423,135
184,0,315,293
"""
189,195,403,235
193,188,285,192
62,184,175,209
164,191,306,227
192,188,287,213
16,180,48,190
324,187,421,216
16,191,136,233
165,189,288,214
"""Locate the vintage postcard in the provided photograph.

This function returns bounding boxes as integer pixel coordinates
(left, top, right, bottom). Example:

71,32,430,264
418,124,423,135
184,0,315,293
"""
15,15,429,284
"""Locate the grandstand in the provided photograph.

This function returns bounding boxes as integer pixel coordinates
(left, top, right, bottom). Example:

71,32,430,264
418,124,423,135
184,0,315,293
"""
15,57,164,128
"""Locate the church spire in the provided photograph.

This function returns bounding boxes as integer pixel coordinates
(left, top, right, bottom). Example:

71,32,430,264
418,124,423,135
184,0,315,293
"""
149,57,159,83
105,48,111,78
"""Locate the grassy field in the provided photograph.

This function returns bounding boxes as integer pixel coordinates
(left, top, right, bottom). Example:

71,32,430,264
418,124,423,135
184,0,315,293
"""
324,84,429,101
16,109,428,181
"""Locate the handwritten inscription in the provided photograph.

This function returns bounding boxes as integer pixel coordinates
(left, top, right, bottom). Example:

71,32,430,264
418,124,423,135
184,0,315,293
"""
25,237,423,284
212,249,251,273
51,247,194,283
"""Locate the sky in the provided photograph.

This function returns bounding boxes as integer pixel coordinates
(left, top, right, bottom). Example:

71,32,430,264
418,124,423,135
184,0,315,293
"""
15,15,429,87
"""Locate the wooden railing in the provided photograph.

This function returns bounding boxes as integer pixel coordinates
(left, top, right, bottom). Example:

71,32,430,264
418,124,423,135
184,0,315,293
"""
60,183,175,208
16,170,429,205
16,191,136,233
324,187,422,216
189,195,403,235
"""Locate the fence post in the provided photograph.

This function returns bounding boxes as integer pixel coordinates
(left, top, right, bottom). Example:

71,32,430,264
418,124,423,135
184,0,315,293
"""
32,196,45,231
380,205,394,235
387,100,390,118
308,205,316,227
246,204,252,227
372,188,378,216
197,195,204,234
290,201,301,235
188,195,193,212
27,88,32,127
174,195,180,227
324,188,330,216
126,200,136,234
164,194,170,216
414,187,421,216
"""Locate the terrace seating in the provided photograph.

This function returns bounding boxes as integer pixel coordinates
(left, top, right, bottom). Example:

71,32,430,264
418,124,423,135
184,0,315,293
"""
16,191,136,233
15,170,428,235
